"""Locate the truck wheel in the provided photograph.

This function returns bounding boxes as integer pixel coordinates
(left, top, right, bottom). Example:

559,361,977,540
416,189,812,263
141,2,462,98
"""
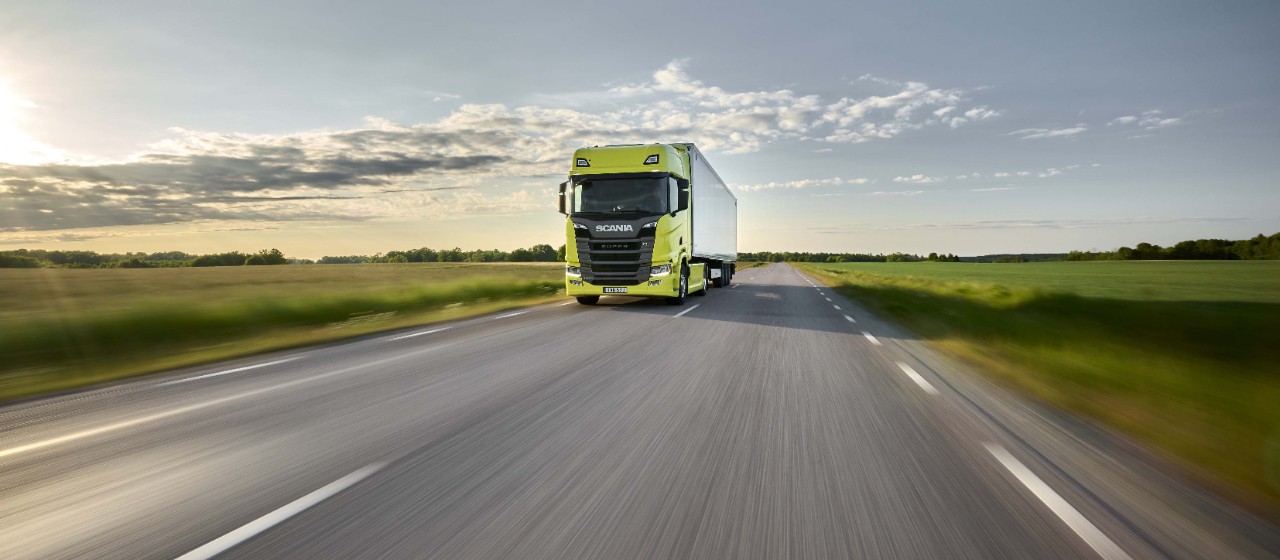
576,296,599,305
666,266,688,305
723,263,732,286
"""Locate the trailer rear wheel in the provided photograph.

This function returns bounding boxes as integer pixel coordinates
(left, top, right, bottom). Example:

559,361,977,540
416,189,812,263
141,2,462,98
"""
575,296,599,305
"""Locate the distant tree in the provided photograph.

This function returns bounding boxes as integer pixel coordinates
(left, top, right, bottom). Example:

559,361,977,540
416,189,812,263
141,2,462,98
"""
387,254,408,264
437,248,464,262
528,244,557,262
116,258,153,268
556,244,566,262
318,255,367,264
927,252,939,261
0,254,43,268
992,256,1026,263
251,248,288,265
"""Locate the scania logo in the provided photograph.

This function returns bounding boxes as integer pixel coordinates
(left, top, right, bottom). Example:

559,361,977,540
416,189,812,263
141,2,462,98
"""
595,224,634,232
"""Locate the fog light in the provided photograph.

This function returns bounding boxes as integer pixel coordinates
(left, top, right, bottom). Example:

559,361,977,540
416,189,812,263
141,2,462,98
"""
569,279,583,286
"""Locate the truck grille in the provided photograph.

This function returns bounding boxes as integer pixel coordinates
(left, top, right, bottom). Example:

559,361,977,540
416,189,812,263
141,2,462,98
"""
577,236,654,286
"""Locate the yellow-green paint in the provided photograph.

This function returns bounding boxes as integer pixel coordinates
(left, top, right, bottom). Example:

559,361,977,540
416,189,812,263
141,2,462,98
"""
570,144,690,178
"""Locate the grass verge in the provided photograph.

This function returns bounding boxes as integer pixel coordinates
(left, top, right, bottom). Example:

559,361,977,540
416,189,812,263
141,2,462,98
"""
1,268,563,403
797,263,1280,517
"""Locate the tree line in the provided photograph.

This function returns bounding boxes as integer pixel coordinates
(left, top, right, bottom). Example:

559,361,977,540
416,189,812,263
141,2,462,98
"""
0,248,292,268
0,244,568,268
1065,233,1280,261
737,251,926,263
319,244,564,264
3,232,1274,268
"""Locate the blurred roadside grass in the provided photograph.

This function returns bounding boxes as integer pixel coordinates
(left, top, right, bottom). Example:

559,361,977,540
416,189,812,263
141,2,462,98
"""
798,261,1280,516
0,263,564,402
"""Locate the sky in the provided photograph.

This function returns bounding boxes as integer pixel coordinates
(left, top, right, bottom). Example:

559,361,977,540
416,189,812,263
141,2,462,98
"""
1,0,1278,258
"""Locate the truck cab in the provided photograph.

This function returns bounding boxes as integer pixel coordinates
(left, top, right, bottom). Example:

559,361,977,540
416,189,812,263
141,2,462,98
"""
558,143,735,305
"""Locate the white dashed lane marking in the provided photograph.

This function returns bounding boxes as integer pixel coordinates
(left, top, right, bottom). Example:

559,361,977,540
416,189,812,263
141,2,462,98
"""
159,357,301,386
176,463,387,560
984,444,1132,560
388,327,451,341
673,304,701,318
862,331,882,346
895,362,939,395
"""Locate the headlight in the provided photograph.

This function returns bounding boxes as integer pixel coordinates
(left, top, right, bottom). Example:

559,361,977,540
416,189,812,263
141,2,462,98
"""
573,223,587,230
650,264,671,276
566,265,581,276
641,221,658,229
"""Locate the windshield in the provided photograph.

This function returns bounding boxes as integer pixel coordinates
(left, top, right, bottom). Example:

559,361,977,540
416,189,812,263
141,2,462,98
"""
572,177,668,215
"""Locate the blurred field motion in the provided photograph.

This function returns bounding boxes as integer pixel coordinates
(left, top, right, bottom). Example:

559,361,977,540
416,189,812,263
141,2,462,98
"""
798,260,1280,514
0,263,563,402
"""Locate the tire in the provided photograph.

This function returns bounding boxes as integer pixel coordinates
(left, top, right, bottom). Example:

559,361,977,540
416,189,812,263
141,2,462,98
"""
666,266,688,305
723,263,732,286
576,296,599,305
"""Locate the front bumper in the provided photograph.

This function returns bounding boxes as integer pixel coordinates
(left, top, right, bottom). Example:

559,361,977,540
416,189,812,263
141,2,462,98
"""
565,274,678,297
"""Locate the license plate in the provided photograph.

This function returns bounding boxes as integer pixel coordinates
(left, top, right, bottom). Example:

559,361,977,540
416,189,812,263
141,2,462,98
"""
603,287,628,293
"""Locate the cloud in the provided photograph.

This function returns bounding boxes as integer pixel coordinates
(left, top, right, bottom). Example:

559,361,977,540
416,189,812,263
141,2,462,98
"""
871,190,927,196
970,186,1019,192
1008,126,1087,140
945,106,1001,128
608,62,1000,151
734,176,869,192
1108,109,1185,130
892,174,942,184
1,60,1001,233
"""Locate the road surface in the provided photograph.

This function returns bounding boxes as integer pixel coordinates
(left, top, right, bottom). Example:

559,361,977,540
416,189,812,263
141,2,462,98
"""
0,264,1275,559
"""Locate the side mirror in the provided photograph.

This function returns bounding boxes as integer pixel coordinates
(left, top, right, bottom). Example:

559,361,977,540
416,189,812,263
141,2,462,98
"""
677,188,689,213
557,181,568,215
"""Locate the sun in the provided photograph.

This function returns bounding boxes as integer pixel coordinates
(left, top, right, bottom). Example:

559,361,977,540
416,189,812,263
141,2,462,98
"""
0,78,63,165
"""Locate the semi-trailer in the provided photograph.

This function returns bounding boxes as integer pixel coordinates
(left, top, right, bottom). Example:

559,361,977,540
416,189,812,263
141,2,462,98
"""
557,143,737,305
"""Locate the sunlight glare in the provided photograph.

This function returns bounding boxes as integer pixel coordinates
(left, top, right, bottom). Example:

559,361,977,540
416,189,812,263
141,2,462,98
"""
0,77,62,164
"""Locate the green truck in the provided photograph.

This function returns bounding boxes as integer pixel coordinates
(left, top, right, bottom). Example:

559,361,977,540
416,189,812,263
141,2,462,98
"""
558,143,738,305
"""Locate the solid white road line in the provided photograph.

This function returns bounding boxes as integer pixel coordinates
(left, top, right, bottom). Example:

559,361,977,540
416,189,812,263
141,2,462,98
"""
176,463,386,560
984,444,1131,560
160,357,301,387
0,347,442,460
894,362,939,395
388,327,451,341
672,304,701,318
558,301,577,306
844,315,856,323
862,331,882,346
494,311,527,319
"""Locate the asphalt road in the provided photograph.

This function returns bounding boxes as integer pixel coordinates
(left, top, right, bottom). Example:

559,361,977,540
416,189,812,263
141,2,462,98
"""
0,263,1275,559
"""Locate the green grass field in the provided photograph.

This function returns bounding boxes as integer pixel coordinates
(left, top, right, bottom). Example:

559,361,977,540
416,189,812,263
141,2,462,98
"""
0,263,564,402
797,261,1280,515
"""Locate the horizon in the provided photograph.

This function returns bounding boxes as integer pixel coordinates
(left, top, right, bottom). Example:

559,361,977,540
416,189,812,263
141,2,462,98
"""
2,1,1278,257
